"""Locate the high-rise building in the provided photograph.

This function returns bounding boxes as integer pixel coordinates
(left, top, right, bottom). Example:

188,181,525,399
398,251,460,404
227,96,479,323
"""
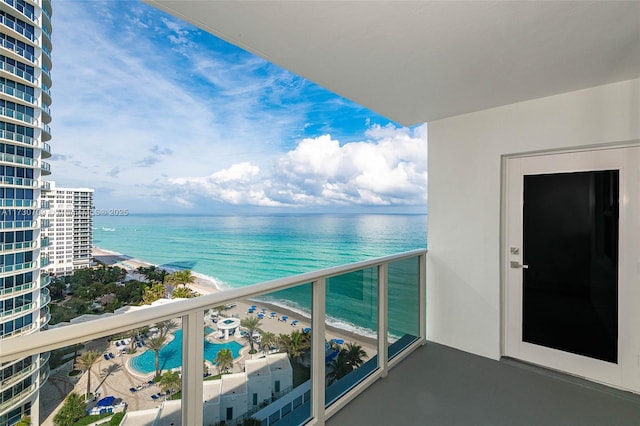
0,0,52,424
41,183,94,276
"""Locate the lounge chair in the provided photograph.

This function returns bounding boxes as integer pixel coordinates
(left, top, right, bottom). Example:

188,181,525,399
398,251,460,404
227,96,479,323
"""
109,352,115,359
151,394,158,400
291,320,299,326
129,387,137,393
103,354,110,361
115,341,120,347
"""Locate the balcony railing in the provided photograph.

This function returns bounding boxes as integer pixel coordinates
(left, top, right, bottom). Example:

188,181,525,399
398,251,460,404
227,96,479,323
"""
0,261,35,274
0,198,36,207
0,176,35,187
0,152,34,166
0,106,34,124
0,60,34,82
0,220,36,229
0,280,34,297
0,301,35,320
0,37,36,63
0,240,35,251
3,0,36,21
0,83,35,103
0,128,34,145
1,250,426,425
0,14,36,42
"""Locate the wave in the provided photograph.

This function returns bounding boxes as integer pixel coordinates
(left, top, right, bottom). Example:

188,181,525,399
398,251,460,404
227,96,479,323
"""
101,227,116,232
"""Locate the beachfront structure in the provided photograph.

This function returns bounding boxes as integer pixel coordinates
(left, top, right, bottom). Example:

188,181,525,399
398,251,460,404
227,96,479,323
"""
1,2,639,425
120,353,293,425
0,0,53,424
40,182,94,276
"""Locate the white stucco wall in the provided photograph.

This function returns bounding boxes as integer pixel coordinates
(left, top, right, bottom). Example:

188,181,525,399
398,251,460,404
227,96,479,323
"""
427,78,640,359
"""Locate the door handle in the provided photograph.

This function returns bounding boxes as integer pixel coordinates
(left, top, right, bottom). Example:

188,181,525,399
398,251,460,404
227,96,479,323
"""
510,261,529,269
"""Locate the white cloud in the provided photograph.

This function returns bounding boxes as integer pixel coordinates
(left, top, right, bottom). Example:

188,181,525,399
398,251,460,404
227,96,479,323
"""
168,124,427,208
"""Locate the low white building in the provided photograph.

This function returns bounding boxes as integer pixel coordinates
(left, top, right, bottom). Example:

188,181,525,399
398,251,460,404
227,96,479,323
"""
121,353,293,425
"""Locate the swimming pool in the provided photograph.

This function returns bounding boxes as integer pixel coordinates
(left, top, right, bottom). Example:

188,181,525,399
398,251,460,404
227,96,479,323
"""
130,330,244,374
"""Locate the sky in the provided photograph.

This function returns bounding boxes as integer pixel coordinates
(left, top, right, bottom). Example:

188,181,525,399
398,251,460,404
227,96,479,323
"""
49,1,428,215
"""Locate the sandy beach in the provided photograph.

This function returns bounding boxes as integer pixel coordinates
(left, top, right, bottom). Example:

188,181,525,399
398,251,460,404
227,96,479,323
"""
92,247,377,355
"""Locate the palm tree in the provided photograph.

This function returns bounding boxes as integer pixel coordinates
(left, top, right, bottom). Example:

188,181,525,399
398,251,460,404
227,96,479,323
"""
76,350,101,398
53,392,85,426
171,286,193,299
158,370,181,395
214,348,234,374
327,351,353,385
142,282,166,304
146,336,166,378
240,316,262,353
260,331,277,353
157,320,177,339
343,342,367,368
168,269,195,288
278,330,310,364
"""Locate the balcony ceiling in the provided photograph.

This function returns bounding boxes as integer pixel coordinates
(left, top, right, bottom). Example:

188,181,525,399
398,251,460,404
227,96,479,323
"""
146,1,640,126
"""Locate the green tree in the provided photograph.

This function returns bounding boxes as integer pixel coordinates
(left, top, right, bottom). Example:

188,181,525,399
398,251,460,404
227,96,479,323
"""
53,392,85,426
15,416,30,426
157,320,177,339
213,348,234,374
171,286,194,299
240,316,262,353
76,350,101,397
146,336,166,378
142,282,166,304
260,331,277,352
158,370,181,394
327,350,353,385
278,330,310,364
167,269,195,288
343,342,367,368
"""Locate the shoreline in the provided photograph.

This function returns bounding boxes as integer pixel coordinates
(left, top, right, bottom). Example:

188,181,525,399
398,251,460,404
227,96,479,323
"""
92,247,378,357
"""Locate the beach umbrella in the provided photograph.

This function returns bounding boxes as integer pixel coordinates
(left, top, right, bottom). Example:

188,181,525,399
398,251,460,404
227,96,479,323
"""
97,396,116,407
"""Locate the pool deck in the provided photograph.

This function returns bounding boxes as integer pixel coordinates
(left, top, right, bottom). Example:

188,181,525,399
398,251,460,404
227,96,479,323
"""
40,330,253,425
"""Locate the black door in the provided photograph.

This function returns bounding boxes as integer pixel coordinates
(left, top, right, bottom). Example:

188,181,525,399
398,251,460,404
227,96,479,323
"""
522,170,619,363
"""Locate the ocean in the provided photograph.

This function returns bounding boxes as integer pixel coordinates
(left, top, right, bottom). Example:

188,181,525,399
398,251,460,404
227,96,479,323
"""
93,214,427,339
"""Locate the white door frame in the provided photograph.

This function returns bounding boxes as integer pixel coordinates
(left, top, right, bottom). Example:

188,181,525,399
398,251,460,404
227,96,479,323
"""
501,146,640,393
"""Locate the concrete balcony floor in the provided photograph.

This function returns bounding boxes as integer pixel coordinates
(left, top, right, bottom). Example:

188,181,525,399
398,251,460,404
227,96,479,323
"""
328,342,640,426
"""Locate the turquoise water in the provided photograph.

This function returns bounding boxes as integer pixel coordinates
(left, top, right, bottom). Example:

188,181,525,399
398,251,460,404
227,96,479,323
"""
130,330,244,374
94,214,427,338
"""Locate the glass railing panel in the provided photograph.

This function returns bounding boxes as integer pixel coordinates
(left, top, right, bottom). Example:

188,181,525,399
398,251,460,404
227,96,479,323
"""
201,282,313,426
39,319,184,426
388,256,421,359
325,267,378,407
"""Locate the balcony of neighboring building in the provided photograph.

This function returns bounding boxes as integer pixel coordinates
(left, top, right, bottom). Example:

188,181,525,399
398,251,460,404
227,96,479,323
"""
39,159,50,175
39,140,50,158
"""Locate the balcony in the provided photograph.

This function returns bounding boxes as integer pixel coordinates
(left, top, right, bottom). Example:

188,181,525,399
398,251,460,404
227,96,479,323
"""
0,176,35,187
0,106,34,124
40,180,50,191
40,141,51,158
40,159,51,174
1,250,425,425
0,59,34,82
0,36,36,63
0,152,34,166
327,342,640,426
0,128,34,145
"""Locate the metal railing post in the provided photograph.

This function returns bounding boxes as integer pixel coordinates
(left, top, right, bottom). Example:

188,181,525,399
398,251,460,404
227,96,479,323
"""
182,310,204,426
419,253,427,343
378,263,389,377
311,278,326,424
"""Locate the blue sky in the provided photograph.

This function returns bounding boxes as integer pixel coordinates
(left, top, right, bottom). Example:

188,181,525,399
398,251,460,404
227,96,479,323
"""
50,1,427,214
